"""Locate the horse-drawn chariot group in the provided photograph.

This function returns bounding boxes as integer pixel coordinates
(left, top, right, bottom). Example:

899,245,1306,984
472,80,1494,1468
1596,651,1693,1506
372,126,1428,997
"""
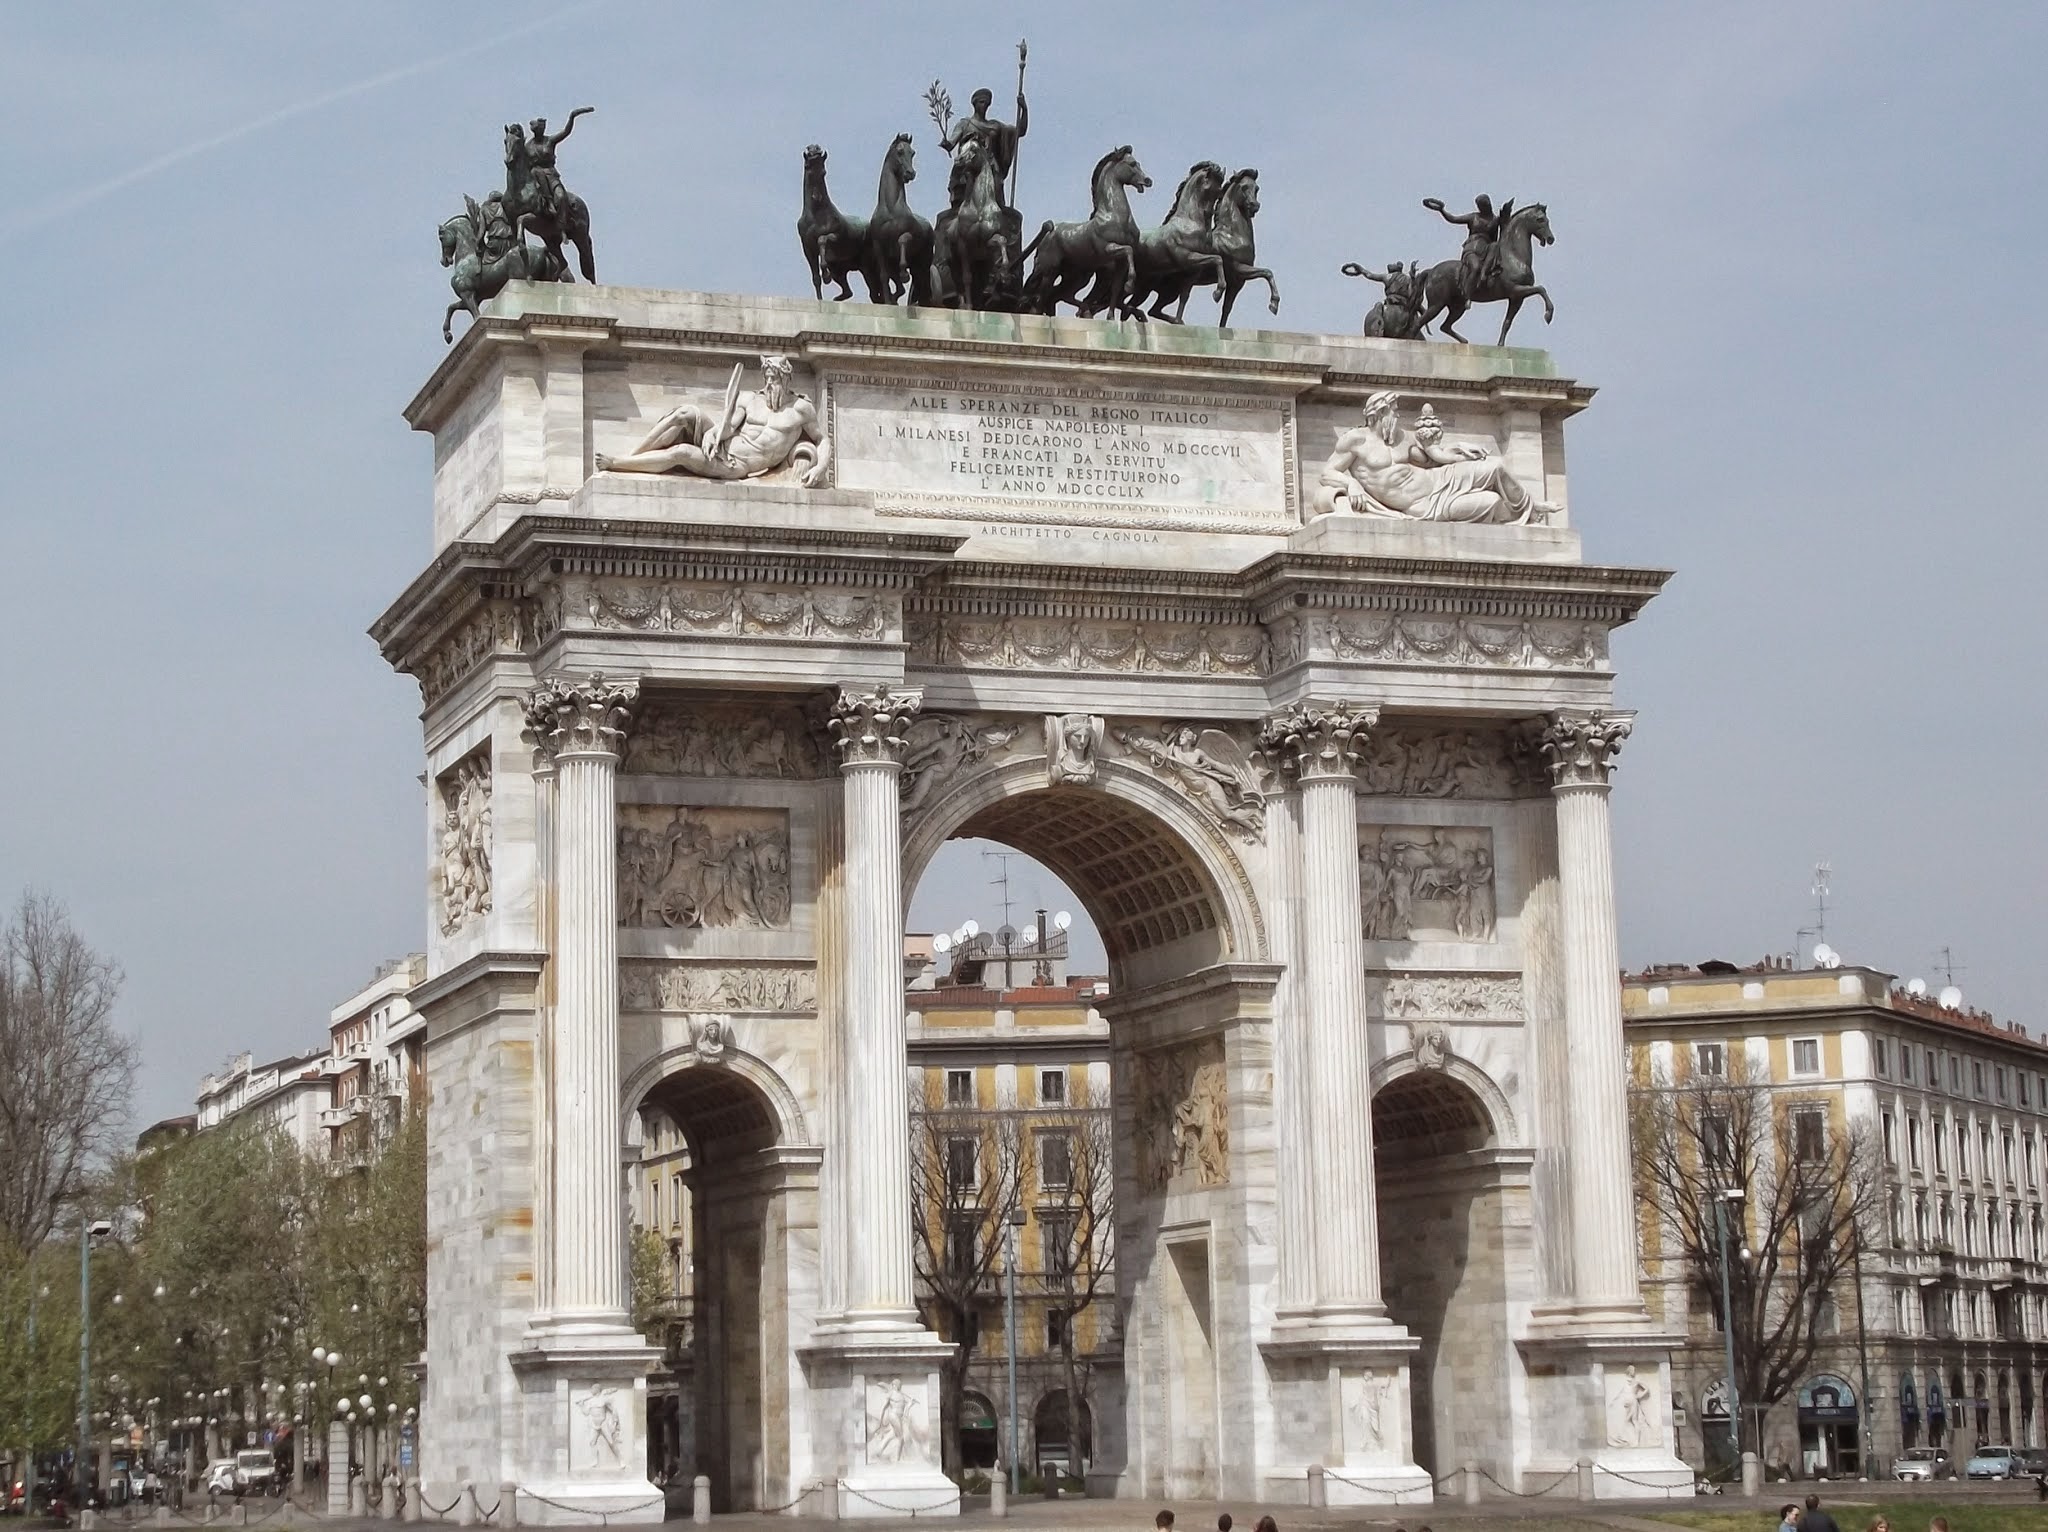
437,48,1558,349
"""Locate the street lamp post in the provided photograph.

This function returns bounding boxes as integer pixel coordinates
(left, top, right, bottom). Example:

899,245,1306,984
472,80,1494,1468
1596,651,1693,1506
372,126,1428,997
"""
1004,1207,1028,1495
1713,1190,1745,1466
76,1217,112,1510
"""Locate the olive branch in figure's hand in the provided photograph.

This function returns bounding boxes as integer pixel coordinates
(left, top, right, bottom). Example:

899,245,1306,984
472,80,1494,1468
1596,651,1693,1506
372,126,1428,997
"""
925,81,952,134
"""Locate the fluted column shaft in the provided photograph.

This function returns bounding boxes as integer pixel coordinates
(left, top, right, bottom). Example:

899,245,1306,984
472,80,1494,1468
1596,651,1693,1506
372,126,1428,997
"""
1268,785,1316,1313
832,686,924,1324
1541,709,1642,1312
526,675,639,1322
1263,703,1383,1317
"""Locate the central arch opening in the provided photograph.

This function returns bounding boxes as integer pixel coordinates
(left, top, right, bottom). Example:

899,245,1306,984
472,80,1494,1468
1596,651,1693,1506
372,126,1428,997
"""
631,1064,788,1512
1373,1069,1511,1480
903,779,1251,1495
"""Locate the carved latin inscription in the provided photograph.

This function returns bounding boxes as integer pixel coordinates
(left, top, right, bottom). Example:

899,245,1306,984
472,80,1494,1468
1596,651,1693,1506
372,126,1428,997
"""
617,807,792,929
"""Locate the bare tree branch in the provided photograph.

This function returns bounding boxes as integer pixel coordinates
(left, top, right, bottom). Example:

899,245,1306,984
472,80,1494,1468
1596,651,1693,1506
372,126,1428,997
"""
1632,1053,1882,1451
0,894,134,1253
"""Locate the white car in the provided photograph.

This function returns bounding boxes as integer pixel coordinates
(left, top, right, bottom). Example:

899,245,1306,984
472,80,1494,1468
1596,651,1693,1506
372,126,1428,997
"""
203,1460,238,1496
1891,1446,1953,1480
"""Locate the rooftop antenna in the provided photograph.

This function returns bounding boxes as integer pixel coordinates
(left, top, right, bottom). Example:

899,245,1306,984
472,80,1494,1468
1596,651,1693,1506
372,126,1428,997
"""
1793,859,1832,966
982,848,1020,938
1934,946,1965,987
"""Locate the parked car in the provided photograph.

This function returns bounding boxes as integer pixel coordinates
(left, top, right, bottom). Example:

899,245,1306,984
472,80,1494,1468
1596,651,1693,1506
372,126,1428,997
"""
1891,1446,1954,1480
203,1461,238,1497
2016,1447,2048,1477
233,1450,276,1496
1966,1444,2020,1479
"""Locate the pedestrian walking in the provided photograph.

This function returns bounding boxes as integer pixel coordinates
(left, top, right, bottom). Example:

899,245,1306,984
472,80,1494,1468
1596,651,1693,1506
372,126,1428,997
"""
1798,1494,1841,1532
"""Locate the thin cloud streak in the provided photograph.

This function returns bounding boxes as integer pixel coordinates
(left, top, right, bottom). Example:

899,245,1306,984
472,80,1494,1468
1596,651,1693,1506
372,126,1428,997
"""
0,1,606,246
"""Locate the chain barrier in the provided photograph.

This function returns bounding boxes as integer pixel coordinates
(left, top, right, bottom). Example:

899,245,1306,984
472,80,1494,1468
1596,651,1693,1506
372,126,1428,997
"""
500,1488,665,1527
835,1480,958,1516
1317,1468,1437,1502
419,1490,463,1516
1592,1464,1697,1490
1476,1466,1577,1499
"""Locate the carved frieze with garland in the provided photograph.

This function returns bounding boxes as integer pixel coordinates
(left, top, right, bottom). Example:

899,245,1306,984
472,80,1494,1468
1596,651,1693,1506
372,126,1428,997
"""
1323,613,1608,670
551,576,896,643
906,611,1272,677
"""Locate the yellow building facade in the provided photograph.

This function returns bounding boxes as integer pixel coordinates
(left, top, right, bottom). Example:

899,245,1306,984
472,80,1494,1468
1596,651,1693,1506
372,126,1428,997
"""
1626,960,2048,1479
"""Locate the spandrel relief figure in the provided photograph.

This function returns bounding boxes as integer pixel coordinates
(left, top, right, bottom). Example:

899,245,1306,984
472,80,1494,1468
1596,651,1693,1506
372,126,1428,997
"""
1113,724,1265,837
1312,393,1556,525
617,807,792,930
1045,712,1104,786
1359,826,1497,942
596,355,829,487
898,716,1020,817
1136,1038,1229,1191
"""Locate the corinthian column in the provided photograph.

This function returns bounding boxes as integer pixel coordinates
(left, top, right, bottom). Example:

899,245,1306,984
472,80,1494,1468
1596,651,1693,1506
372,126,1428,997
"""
1538,707,1642,1316
525,673,639,1322
829,684,924,1324
1262,702,1385,1319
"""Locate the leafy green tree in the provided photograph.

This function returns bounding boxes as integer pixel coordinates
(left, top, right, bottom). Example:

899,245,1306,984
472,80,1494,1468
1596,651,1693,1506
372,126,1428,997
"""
303,1108,426,1420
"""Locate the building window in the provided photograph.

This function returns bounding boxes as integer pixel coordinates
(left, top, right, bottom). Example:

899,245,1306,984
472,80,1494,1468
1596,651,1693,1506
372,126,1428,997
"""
1909,1117,1924,1171
1982,1125,1995,1180
1695,1041,1726,1078
1703,1111,1733,1170
2005,1131,2017,1184
1882,1111,1898,1165
1045,1308,1069,1349
1958,1123,1970,1177
1914,1192,1929,1246
946,1069,975,1108
1934,1119,1949,1174
946,1135,980,1195
1040,1068,1067,1105
1998,1066,2010,1103
1041,1213,1076,1283
1893,1287,1912,1335
1790,1037,1822,1077
1793,1106,1828,1162
2028,1135,2039,1188
1872,1037,1890,1077
1038,1130,1073,1191
1888,1190,1905,1244
944,1216,978,1278
1963,1198,1979,1256
1950,1055,1962,1092
1926,1049,1938,1088
1974,1061,1987,1097
1940,1196,1955,1248
1901,1047,1915,1083
2022,1072,2031,1106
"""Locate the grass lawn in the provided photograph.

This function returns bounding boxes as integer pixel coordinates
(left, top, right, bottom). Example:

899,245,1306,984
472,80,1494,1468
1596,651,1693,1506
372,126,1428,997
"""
1647,1502,2044,1532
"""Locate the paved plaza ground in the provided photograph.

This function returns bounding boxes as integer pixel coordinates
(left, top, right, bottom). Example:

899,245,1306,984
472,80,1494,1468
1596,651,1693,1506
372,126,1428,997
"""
56,1481,2048,1532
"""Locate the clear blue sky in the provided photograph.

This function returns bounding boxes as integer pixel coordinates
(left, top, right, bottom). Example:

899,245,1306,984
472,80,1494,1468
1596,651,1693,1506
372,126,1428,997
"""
4,2,2042,1127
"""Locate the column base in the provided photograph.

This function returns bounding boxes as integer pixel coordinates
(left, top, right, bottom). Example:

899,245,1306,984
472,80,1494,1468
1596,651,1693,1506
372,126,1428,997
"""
800,1325,961,1519
1516,1326,1689,1501
1261,1319,1429,1505
506,1322,664,1525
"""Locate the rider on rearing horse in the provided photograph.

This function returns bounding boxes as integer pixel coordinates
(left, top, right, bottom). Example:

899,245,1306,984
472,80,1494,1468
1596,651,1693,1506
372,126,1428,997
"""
518,106,593,222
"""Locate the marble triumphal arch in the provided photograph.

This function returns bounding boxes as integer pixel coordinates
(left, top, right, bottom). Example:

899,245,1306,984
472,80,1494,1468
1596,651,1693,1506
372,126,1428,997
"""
374,284,1690,1520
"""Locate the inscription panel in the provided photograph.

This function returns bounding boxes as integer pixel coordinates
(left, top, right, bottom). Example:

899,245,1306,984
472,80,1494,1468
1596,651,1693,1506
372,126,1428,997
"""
829,372,1294,529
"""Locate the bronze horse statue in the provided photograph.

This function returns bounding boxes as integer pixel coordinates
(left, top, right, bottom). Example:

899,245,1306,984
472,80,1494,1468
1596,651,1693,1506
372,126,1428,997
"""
1211,168,1279,327
1022,146,1152,317
502,124,594,283
1105,160,1227,323
864,133,933,306
1413,202,1555,345
798,144,869,301
931,139,1020,312
439,195,564,343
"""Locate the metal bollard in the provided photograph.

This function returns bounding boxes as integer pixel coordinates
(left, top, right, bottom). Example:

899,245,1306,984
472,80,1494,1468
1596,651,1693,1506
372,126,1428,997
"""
231,1507,249,1527
457,1480,478,1527
499,1481,519,1526
1306,1463,1326,1509
382,1472,401,1522
1463,1460,1483,1505
1577,1454,1595,1500
990,1466,1007,1519
154,1508,171,1527
405,1477,422,1524
79,1514,99,1531
1741,1450,1762,1497
691,1474,711,1525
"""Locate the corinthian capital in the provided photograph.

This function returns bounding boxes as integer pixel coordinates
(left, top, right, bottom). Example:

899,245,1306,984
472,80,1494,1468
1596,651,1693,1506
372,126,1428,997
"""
1536,708,1633,788
1258,701,1379,782
829,684,923,768
524,673,640,763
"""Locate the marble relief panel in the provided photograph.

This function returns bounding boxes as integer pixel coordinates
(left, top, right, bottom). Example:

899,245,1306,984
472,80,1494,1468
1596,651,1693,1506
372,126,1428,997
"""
622,700,823,778
1133,1036,1229,1192
1359,825,1495,942
617,805,791,930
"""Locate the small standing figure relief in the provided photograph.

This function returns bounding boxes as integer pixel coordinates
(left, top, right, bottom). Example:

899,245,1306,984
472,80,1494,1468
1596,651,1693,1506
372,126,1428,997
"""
596,355,831,487
1346,1367,1392,1453
866,1377,925,1463
1607,1364,1657,1448
576,1385,624,1466
1045,713,1104,787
